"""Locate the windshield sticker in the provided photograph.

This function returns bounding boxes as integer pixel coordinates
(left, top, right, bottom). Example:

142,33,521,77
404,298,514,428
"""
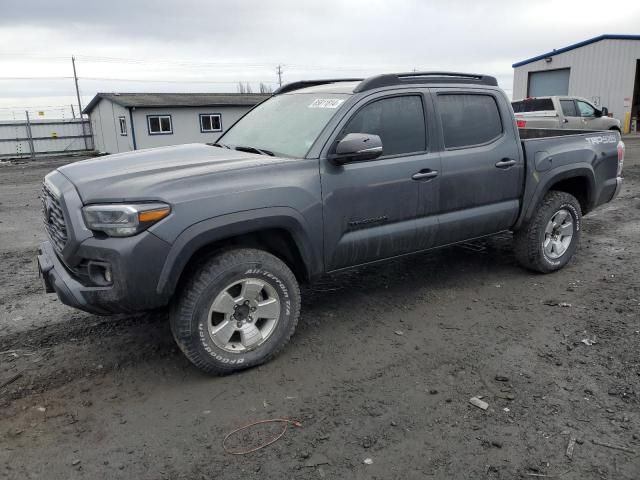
308,98,345,109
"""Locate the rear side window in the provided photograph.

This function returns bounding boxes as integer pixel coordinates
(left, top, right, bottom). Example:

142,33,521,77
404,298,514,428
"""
560,100,577,117
340,95,426,156
511,98,554,113
438,94,503,149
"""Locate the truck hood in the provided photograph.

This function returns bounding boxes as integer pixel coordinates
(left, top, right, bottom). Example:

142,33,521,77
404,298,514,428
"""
57,143,294,203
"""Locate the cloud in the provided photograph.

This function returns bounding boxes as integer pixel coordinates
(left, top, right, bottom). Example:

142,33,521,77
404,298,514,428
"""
0,0,638,117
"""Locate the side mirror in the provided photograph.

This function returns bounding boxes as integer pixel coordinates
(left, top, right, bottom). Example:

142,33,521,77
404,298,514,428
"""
600,107,609,117
330,133,383,165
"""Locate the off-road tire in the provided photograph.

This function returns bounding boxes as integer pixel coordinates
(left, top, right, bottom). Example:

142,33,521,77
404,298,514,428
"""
170,248,301,375
514,191,582,273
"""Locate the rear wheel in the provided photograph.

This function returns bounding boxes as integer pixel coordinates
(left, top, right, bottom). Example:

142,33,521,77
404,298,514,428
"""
514,191,582,273
170,248,301,375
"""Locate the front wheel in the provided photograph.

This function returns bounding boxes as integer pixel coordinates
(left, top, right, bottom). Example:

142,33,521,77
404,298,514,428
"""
514,191,582,273
170,248,301,375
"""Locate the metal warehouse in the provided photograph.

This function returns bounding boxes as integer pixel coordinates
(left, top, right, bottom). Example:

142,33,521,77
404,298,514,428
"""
83,92,269,154
512,34,640,133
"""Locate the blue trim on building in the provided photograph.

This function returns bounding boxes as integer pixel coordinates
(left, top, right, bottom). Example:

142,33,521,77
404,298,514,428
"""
512,34,640,68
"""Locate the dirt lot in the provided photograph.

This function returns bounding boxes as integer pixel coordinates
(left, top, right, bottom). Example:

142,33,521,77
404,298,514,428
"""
1,141,639,480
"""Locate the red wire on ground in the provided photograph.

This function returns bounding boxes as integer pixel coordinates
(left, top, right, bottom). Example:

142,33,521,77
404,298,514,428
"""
222,418,303,455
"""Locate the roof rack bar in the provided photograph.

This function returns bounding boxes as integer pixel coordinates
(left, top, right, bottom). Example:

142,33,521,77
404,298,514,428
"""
272,72,498,96
274,78,363,95
354,71,498,92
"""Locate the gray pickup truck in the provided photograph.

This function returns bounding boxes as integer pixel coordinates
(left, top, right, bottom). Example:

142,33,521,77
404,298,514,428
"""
512,96,621,131
38,72,624,374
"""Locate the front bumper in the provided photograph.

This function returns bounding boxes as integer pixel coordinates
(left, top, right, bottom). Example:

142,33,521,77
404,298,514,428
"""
38,232,171,315
38,240,100,313
38,170,173,315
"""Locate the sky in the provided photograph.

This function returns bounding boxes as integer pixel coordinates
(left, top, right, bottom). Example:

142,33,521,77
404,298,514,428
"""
0,0,639,120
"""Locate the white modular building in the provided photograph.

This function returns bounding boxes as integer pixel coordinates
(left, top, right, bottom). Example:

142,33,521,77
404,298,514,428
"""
83,92,270,154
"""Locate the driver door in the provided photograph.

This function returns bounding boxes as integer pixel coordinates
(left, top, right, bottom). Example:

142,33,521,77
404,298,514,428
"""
576,99,600,129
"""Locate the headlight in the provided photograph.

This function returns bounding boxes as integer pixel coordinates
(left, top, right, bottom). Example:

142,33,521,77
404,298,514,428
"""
82,203,171,237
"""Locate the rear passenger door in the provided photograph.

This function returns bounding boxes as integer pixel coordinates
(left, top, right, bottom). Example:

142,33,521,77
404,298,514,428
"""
559,99,582,129
431,89,523,245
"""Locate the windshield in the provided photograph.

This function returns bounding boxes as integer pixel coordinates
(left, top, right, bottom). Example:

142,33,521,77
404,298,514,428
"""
218,93,350,158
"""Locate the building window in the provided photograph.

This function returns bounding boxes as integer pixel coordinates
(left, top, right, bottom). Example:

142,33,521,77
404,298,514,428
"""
200,113,222,133
118,116,127,136
147,115,173,135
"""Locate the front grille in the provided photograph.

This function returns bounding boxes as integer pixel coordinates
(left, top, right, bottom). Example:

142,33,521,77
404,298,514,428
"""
41,182,68,252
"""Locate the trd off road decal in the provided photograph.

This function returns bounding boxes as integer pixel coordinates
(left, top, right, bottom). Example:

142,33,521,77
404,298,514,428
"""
585,134,617,145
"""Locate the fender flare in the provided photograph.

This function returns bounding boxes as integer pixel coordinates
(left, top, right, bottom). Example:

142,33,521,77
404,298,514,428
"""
156,207,321,297
515,164,596,229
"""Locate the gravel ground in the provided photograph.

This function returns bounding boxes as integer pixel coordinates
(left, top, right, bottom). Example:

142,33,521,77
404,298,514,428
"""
1,141,639,479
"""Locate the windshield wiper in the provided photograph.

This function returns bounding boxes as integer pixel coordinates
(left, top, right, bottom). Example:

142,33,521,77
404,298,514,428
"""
233,145,275,156
211,142,232,149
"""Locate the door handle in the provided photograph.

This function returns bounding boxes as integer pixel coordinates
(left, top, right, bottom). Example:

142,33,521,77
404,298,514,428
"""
495,159,516,169
412,169,439,180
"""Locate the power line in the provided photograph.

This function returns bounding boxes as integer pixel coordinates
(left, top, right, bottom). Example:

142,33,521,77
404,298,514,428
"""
0,76,277,84
0,104,73,110
74,55,278,68
0,52,444,73
0,53,279,68
79,77,277,84
0,53,70,60
0,76,74,80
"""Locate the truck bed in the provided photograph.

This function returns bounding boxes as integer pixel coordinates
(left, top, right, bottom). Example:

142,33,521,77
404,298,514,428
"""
515,127,621,228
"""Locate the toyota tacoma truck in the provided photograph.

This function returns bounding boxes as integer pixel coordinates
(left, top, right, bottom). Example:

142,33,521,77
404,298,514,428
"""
37,72,625,374
512,96,621,131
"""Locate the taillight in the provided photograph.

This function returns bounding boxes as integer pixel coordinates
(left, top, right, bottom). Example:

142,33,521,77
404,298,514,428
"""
617,140,625,177
516,119,527,128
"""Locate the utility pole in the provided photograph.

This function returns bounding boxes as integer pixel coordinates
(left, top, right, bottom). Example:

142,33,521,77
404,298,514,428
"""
71,56,83,117
276,64,283,88
71,56,88,149
25,111,35,159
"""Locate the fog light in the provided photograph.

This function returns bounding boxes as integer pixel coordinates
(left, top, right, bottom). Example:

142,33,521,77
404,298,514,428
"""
87,261,113,286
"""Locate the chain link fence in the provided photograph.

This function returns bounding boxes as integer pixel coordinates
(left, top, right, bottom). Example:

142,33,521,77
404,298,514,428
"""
0,114,94,159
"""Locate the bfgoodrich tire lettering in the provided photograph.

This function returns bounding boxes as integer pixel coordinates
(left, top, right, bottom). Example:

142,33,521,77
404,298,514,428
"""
170,248,301,375
514,191,582,273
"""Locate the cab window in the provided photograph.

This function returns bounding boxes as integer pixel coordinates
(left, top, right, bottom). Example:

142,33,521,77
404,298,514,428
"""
577,101,595,117
437,94,503,149
340,95,426,156
560,100,577,117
